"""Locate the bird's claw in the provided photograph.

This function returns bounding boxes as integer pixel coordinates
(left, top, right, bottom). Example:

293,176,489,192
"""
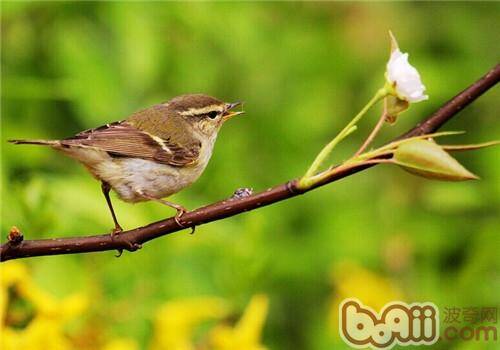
114,241,142,258
173,207,187,227
173,208,195,234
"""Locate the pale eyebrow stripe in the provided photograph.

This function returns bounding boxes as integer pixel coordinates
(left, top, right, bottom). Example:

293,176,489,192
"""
180,105,224,116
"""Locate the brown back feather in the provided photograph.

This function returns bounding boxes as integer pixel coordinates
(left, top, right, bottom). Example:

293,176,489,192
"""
62,122,200,167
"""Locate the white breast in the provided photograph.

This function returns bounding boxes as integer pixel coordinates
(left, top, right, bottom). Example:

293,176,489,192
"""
58,134,216,203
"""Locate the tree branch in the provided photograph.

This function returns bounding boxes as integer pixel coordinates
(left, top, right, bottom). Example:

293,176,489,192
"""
2,64,499,261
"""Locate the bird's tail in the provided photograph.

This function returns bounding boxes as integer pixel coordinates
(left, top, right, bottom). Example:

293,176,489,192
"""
8,139,60,146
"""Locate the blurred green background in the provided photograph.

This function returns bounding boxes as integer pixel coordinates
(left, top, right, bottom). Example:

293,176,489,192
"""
1,2,499,349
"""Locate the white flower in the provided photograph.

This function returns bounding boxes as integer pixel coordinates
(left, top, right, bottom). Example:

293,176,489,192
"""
386,34,428,103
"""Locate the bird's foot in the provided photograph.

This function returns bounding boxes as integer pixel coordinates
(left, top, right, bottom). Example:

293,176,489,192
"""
114,239,142,258
141,194,195,234
173,206,187,227
172,206,195,234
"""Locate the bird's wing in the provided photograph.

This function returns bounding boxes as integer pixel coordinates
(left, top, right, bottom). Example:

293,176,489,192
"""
62,121,201,167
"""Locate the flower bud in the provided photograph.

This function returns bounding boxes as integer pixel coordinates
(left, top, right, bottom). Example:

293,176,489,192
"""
384,95,409,124
394,139,478,181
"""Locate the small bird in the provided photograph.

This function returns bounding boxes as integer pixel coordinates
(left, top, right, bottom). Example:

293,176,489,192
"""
9,94,243,234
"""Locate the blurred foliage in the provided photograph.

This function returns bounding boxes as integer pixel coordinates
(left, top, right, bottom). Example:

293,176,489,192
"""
1,2,499,349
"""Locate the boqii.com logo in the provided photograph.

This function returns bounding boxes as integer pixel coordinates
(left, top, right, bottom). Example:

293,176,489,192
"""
339,298,439,349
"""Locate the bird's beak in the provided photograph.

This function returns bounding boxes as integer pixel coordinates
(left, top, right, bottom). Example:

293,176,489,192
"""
223,101,244,121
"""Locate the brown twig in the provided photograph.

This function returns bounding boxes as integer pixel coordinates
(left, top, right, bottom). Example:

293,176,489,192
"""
1,64,499,261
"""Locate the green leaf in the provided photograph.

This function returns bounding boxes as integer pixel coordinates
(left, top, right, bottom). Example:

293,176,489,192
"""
441,140,500,152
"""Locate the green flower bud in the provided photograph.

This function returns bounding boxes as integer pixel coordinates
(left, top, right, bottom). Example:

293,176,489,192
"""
394,139,478,181
384,95,409,124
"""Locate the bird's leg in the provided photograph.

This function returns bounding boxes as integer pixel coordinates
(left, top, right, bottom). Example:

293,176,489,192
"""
138,192,192,231
101,181,123,235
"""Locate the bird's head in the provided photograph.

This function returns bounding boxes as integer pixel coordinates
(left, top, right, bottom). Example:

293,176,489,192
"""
168,94,244,136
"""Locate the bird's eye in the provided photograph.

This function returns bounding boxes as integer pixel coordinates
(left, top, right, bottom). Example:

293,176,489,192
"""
207,111,219,119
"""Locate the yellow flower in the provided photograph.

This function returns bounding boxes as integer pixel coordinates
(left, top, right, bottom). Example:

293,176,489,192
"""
1,262,87,350
102,338,139,350
209,294,269,350
149,297,229,350
328,261,403,336
0,261,31,323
